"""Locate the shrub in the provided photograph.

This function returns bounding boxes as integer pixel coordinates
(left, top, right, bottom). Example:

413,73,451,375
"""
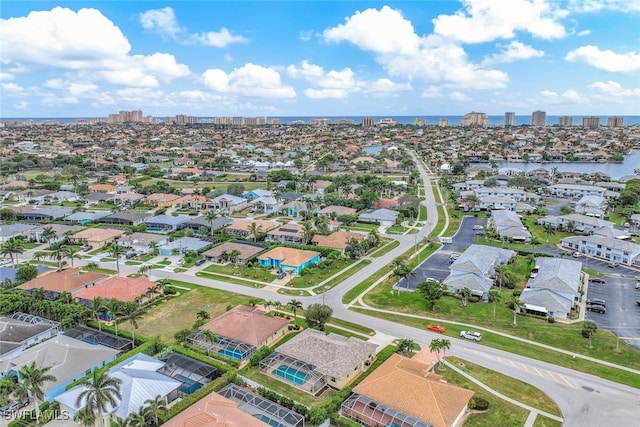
512,289,522,297
249,346,274,367
547,316,555,323
469,397,490,411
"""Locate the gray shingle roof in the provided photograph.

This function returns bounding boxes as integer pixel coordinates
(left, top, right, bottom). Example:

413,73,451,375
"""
527,257,581,297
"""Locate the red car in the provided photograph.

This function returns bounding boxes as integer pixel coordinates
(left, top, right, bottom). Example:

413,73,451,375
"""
428,324,446,333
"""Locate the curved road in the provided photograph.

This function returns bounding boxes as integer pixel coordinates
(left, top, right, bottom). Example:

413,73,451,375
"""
82,152,640,426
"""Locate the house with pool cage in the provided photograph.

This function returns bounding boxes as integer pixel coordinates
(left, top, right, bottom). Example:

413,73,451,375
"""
187,305,290,361
260,329,377,395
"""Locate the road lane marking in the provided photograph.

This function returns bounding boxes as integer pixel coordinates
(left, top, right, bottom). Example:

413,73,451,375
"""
497,357,502,363
558,374,577,389
521,363,529,372
509,359,516,367
533,367,544,377
546,370,559,383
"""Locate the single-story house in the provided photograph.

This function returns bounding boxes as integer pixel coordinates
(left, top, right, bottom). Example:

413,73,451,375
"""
89,183,117,193
226,219,279,239
100,211,151,226
257,247,320,275
108,192,146,205
260,329,377,394
491,210,531,242
206,194,247,213
158,237,210,256
0,264,51,286
118,232,169,254
242,189,273,200
311,231,365,251
178,216,234,234
536,213,614,233
144,214,191,232
144,193,182,208
43,190,79,203
56,353,181,423
281,201,310,218
341,353,474,427
74,275,157,305
1,334,119,402
29,224,83,243
0,223,39,243
266,224,304,244
358,209,399,227
16,207,73,221
15,189,54,203
17,268,108,300
562,235,640,267
63,211,111,225
173,195,208,210
0,313,60,361
188,306,290,361
70,227,125,248
318,205,357,218
202,241,267,264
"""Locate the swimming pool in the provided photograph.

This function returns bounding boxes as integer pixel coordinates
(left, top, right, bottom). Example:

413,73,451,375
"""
255,414,285,427
273,365,309,385
218,348,247,360
174,374,201,394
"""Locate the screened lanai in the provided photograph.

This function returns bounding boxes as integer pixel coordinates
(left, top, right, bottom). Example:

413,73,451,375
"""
64,325,133,352
259,352,326,395
219,384,305,427
159,352,218,394
341,393,434,427
186,331,256,360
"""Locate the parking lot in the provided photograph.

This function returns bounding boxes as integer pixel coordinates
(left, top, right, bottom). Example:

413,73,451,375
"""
397,216,488,291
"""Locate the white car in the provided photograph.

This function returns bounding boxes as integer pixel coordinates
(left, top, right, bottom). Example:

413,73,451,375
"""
572,252,583,258
460,330,482,342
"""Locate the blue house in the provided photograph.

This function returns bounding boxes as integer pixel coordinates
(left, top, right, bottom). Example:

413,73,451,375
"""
257,247,320,275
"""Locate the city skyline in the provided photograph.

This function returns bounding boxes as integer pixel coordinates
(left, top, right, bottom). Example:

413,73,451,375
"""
1,1,639,118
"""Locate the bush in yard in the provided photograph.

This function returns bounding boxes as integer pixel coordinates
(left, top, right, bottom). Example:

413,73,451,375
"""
249,346,274,367
469,397,490,411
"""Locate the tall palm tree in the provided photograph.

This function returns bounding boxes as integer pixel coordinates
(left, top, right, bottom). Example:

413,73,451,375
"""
229,249,241,266
143,395,169,426
511,296,522,327
148,241,159,257
439,338,451,369
288,299,303,326
16,362,57,421
488,288,502,320
41,226,57,246
196,309,210,322
199,330,217,355
493,264,508,290
205,210,217,237
301,220,314,244
1,239,25,267
59,291,74,304
109,242,122,276
105,298,123,336
75,369,122,427
63,246,81,268
121,301,143,346
91,296,105,331
461,287,472,308
49,243,67,271
33,251,48,263
124,408,147,427
428,338,441,367
31,287,48,301
248,222,263,242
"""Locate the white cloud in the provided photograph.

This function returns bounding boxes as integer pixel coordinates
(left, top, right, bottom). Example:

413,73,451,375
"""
588,80,640,98
567,0,640,13
139,7,182,38
323,6,420,55
0,72,14,81
537,89,589,104
0,7,191,88
299,30,314,41
224,53,233,63
322,7,509,90
565,45,640,72
287,61,359,99
304,88,349,99
421,86,443,98
576,29,591,36
449,91,472,102
1,82,26,96
432,0,568,43
366,78,412,93
14,101,28,110
190,28,248,48
202,63,296,98
482,41,544,65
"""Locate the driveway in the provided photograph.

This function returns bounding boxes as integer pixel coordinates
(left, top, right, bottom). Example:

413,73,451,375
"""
397,216,488,291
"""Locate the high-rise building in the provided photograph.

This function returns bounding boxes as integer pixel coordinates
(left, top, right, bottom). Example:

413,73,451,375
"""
531,110,546,126
582,116,601,128
438,118,448,127
558,116,573,126
414,118,426,126
334,119,354,125
607,116,623,127
310,118,330,126
361,117,375,127
461,111,488,127
504,112,515,127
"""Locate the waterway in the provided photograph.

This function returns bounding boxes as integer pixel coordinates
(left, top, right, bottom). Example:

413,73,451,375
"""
469,151,640,181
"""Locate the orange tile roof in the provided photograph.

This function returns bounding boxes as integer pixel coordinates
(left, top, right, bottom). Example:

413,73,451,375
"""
353,353,474,427
73,275,155,302
145,193,182,202
163,391,269,427
201,306,289,346
311,231,365,250
89,184,117,192
257,247,319,267
17,268,107,294
228,219,278,232
72,228,125,242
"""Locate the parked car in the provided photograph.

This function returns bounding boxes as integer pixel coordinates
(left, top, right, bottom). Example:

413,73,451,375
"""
82,245,93,252
589,277,606,284
277,271,287,280
587,298,606,307
0,397,28,416
636,300,640,306
608,261,620,268
572,251,583,258
427,324,446,333
460,330,482,341
194,259,206,266
635,282,640,290
586,305,606,314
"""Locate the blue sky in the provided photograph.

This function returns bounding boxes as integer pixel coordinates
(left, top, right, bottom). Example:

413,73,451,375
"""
1,1,639,118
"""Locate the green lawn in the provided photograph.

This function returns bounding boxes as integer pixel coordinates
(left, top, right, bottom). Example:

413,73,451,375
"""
533,416,563,427
370,240,400,257
447,356,561,417
196,271,266,288
316,260,371,291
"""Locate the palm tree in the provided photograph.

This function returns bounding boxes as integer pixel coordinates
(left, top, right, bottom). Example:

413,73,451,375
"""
59,291,74,304
439,338,451,369
148,241,159,257
86,261,99,271
63,246,81,268
109,242,122,276
196,309,210,322
510,295,522,327
49,243,67,271
494,264,508,290
122,301,143,346
488,288,502,320
288,299,303,326
199,330,217,355
41,226,57,246
248,222,263,242
461,287,472,308
395,338,418,357
74,407,97,426
75,369,122,427
229,249,241,266
31,287,48,301
124,409,146,427
142,395,169,427
1,238,25,267
105,298,123,336
428,339,441,367
206,210,218,237
91,296,105,331
301,220,314,244
16,362,57,421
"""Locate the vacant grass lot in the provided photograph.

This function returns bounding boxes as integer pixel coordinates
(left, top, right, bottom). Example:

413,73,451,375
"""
370,240,400,257
130,281,254,343
447,356,561,417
